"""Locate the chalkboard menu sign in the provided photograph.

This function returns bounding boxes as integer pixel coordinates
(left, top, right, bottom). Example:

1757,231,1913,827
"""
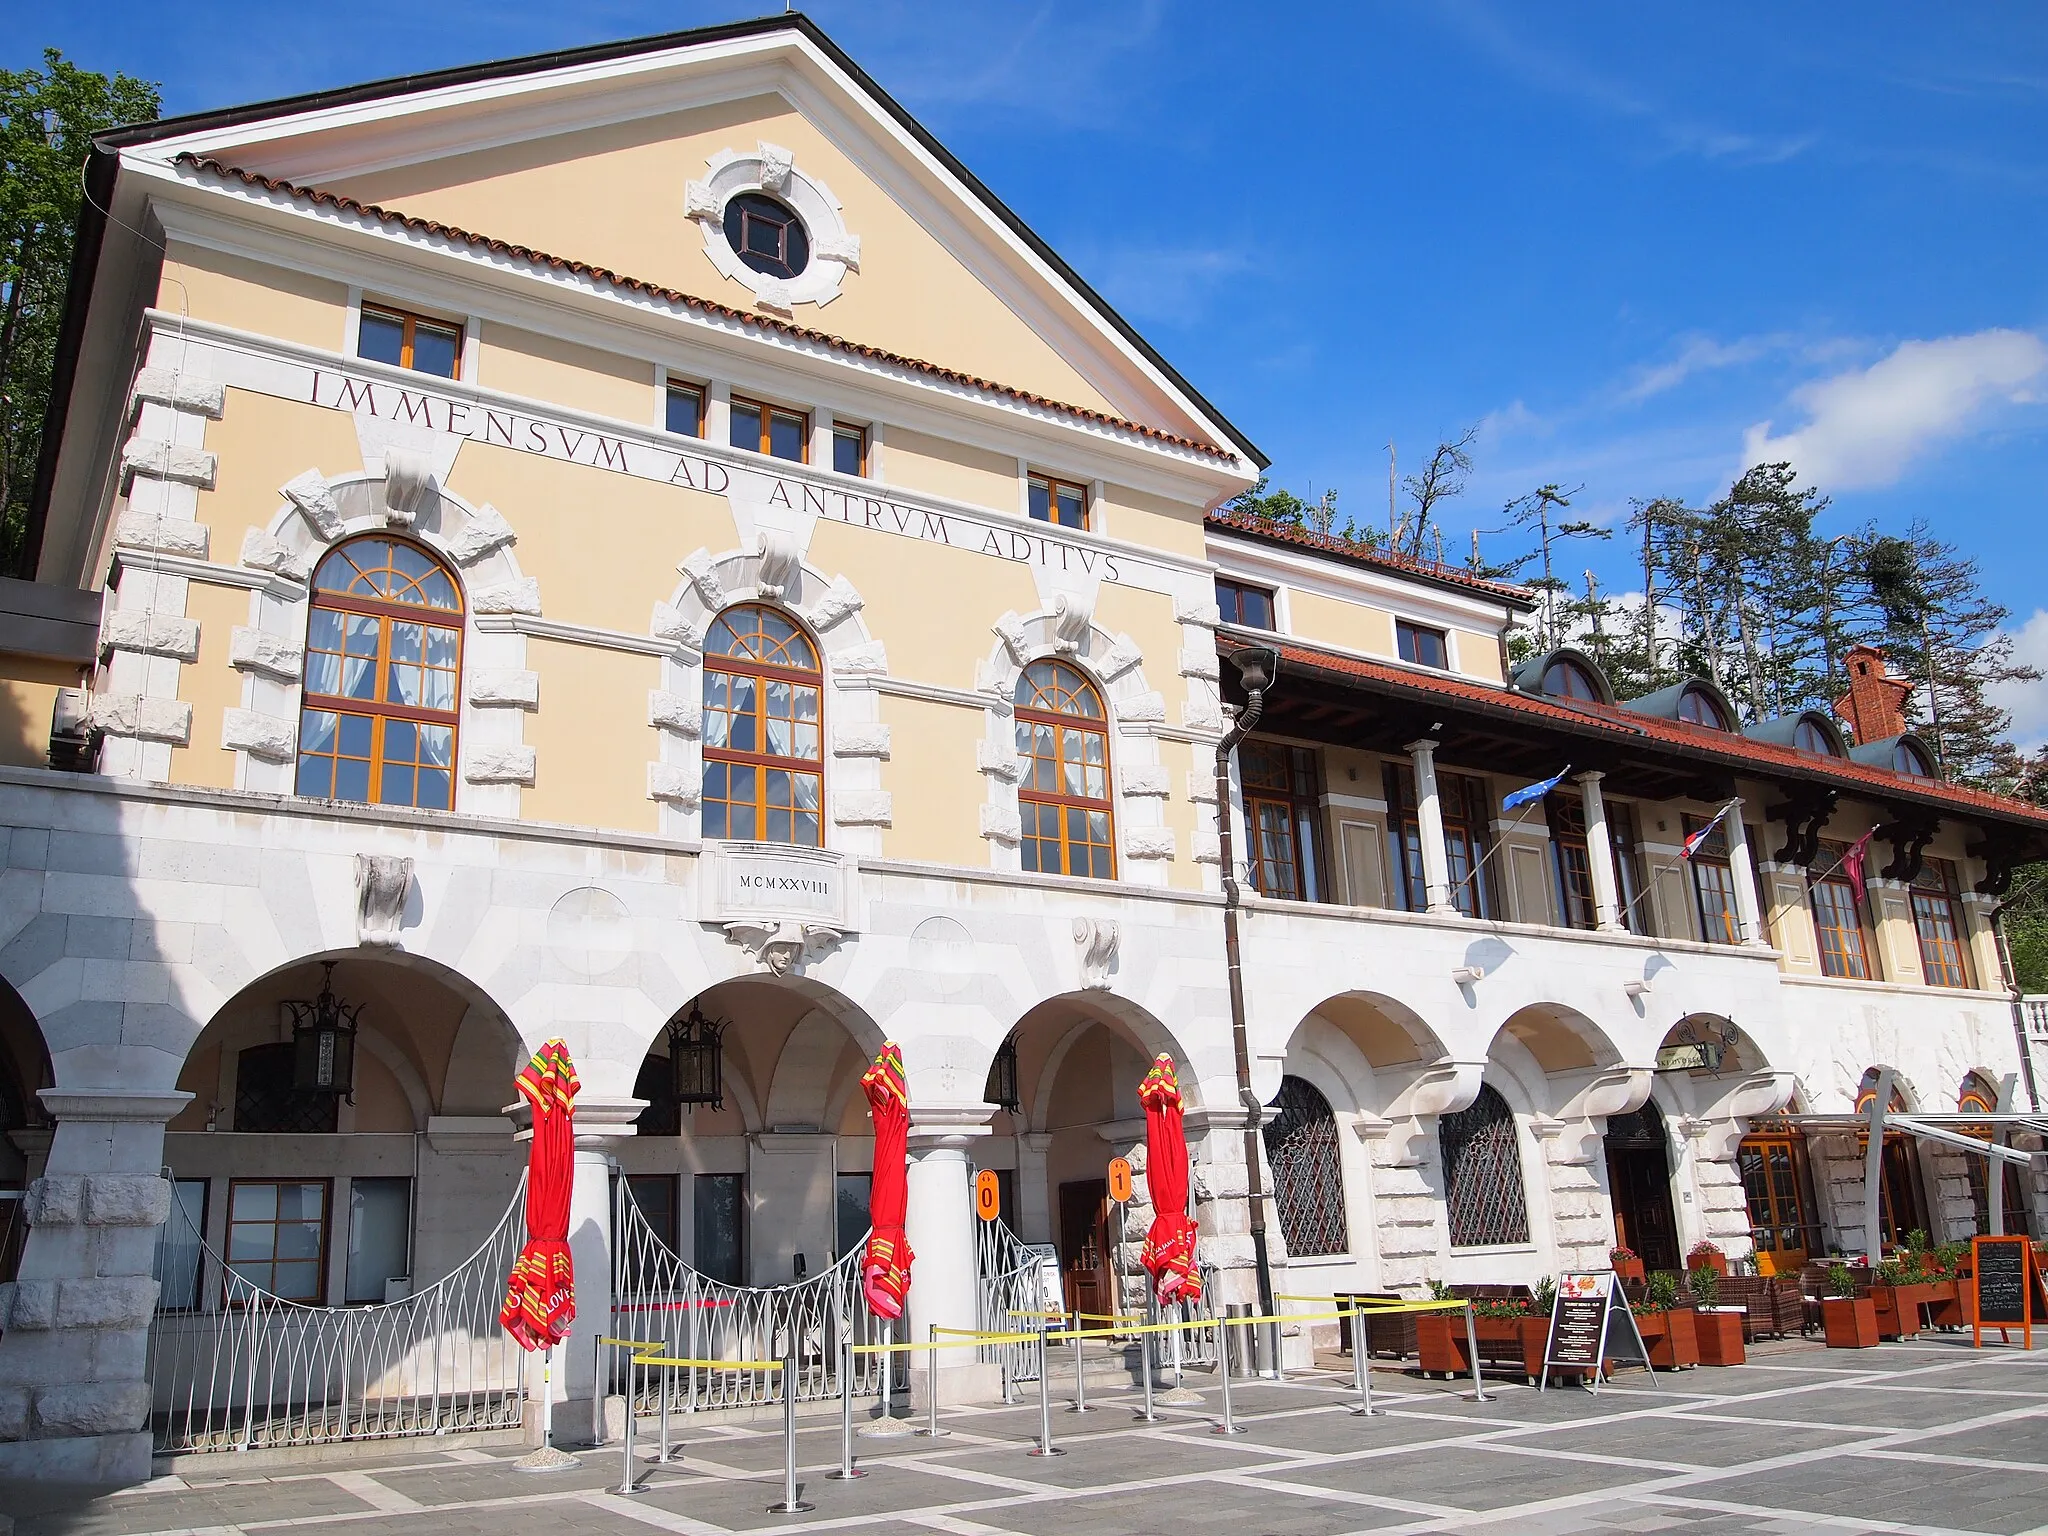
1541,1272,1653,1392
1972,1235,2035,1348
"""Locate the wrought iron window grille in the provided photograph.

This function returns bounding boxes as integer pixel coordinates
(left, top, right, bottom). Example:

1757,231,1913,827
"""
1438,1085,1530,1248
1263,1075,1348,1258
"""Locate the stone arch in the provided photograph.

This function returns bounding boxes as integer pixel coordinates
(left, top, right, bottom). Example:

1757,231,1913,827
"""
977,605,1181,885
1488,1002,1624,1085
649,542,885,848
0,973,53,1270
240,468,534,811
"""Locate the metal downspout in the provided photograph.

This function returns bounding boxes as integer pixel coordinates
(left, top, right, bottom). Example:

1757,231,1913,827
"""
1214,646,1279,1364
1991,904,2042,1113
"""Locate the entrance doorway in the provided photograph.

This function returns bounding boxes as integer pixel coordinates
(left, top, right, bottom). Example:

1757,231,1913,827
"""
1739,1130,1819,1276
1604,1102,1680,1272
1057,1178,1110,1319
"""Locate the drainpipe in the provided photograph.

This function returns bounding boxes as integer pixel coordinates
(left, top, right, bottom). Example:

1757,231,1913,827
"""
1990,903,2042,1113
1214,645,1279,1368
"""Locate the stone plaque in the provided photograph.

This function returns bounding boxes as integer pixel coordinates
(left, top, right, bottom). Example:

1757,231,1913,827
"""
703,842,856,931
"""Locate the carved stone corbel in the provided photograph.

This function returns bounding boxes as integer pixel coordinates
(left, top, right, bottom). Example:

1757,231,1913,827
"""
1769,788,1838,867
1072,917,1119,989
1372,1059,1486,1166
755,528,801,601
1878,815,1937,883
1049,588,1096,656
381,448,438,528
354,854,413,947
724,919,841,976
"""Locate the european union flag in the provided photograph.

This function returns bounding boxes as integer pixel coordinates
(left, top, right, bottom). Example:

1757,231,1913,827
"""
1502,767,1570,813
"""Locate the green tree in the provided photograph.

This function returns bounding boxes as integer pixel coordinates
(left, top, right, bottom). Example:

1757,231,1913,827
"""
1,50,159,575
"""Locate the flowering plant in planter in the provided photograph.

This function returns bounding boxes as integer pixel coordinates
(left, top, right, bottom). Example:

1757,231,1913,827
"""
1470,1296,1532,1319
1687,1240,1726,1275
1631,1270,1680,1316
1609,1246,1638,1265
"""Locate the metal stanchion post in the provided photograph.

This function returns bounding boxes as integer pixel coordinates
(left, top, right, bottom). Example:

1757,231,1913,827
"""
767,1351,814,1514
658,1358,672,1463
615,1353,641,1495
828,1339,865,1480
1027,1320,1064,1457
1068,1319,1090,1413
1211,1313,1246,1435
1350,1310,1380,1416
1136,1300,1158,1422
1461,1303,1492,1403
918,1326,948,1438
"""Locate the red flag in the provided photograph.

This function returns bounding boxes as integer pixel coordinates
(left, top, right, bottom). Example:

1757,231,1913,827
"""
1841,827,1878,907
1138,1054,1202,1305
500,1040,579,1352
861,1042,914,1320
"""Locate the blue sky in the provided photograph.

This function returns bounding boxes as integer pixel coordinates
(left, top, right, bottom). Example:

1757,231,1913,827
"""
15,3,2048,735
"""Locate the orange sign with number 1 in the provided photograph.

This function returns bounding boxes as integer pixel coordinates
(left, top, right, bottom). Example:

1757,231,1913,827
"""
1107,1156,1133,1204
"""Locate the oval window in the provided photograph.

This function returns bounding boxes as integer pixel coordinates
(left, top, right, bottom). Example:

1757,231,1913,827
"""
723,193,810,280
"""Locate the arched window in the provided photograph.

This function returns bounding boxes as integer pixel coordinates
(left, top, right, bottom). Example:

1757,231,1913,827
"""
703,605,823,846
1439,1085,1529,1248
298,536,462,809
1264,1075,1347,1257
1795,717,1840,755
1542,659,1600,701
1959,1073,2029,1236
1893,739,1934,777
1856,1071,1927,1246
1676,686,1729,730
1014,660,1114,878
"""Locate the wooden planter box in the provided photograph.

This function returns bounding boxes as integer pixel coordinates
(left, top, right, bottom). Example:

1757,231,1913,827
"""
1823,1296,1879,1348
1689,1252,1728,1277
1871,1280,1960,1339
1612,1257,1646,1283
1636,1307,1700,1369
1415,1313,1549,1382
1694,1308,1746,1366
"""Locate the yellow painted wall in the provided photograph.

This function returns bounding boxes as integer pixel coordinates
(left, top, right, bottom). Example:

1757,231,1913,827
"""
202,390,365,549
1096,482,1205,561
172,582,257,789
1455,627,1505,683
442,443,737,634
164,241,347,351
806,516,1039,692
326,97,1170,430
0,658,84,768
1287,587,1395,658
480,321,652,424
874,693,985,866
519,636,660,831
881,426,1019,513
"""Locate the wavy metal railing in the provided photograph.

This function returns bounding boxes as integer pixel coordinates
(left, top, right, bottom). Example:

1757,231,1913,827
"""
973,1212,1052,1382
146,1177,528,1453
608,1180,888,1412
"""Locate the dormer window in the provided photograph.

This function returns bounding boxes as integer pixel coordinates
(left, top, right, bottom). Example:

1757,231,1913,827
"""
1894,739,1934,777
1677,687,1729,730
1794,718,1840,756
1541,659,1600,701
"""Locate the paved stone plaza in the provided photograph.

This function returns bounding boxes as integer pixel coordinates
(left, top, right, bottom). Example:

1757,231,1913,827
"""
10,1338,2048,1536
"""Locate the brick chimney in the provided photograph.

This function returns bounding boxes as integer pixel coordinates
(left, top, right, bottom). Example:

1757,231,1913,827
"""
1832,645,1913,743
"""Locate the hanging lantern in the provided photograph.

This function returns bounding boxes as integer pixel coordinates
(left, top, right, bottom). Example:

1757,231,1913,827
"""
288,961,361,1100
985,1033,1021,1113
667,1004,726,1110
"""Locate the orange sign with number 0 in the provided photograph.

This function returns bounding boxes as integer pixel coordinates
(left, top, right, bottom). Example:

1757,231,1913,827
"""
975,1168,1001,1221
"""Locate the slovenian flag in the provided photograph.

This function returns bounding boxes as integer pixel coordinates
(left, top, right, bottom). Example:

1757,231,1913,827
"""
1503,766,1571,813
1681,799,1740,859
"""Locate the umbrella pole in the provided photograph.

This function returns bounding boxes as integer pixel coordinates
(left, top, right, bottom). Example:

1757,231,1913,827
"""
513,1345,581,1472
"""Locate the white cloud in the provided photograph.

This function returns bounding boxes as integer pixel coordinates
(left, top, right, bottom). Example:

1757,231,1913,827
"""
1620,333,1791,403
1741,329,2048,489
1989,608,2048,752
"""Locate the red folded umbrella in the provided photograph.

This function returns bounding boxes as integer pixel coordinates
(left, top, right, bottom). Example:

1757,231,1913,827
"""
861,1042,913,1320
501,1039,579,1351
1138,1053,1202,1305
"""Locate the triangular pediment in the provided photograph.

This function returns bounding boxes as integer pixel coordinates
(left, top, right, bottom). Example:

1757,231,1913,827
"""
116,18,1258,468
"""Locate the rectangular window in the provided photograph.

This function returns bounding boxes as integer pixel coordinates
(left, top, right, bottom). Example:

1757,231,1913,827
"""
1911,857,1972,988
1215,577,1276,630
1609,803,1648,934
153,1178,208,1311
832,422,868,476
627,1175,677,1254
1809,841,1875,980
1028,473,1089,531
835,1172,872,1261
1241,740,1324,901
345,1177,412,1304
357,304,462,380
1383,763,1497,917
694,1172,745,1286
665,380,705,438
1395,620,1448,670
1685,814,1741,945
227,1179,329,1303
730,396,809,463
1548,794,1598,930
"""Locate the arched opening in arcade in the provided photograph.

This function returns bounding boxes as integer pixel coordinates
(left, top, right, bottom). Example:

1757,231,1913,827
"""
1959,1071,2032,1238
1603,1099,1678,1272
981,993,1190,1320
619,977,884,1287
160,953,524,1311
0,974,52,1281
1857,1067,1930,1249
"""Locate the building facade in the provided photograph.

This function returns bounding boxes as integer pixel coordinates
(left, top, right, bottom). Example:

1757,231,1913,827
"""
0,14,2044,1484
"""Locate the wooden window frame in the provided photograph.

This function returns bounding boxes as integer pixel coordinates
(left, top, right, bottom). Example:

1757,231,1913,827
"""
831,422,869,477
1014,660,1116,880
1910,858,1972,988
1027,473,1090,532
729,395,810,464
1738,1131,1819,1274
665,380,706,439
225,1178,331,1305
1242,740,1324,901
1676,686,1730,730
358,303,463,380
1395,619,1448,670
1808,842,1877,979
1215,576,1276,630
701,604,825,848
298,536,463,813
1384,763,1497,917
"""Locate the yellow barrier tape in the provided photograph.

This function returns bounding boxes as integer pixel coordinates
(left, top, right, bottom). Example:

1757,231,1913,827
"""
853,1330,1042,1355
599,1336,666,1352
858,1300,1476,1358
629,1355,784,1372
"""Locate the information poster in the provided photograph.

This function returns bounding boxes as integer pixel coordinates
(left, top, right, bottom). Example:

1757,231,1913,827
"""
1541,1271,1653,1393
